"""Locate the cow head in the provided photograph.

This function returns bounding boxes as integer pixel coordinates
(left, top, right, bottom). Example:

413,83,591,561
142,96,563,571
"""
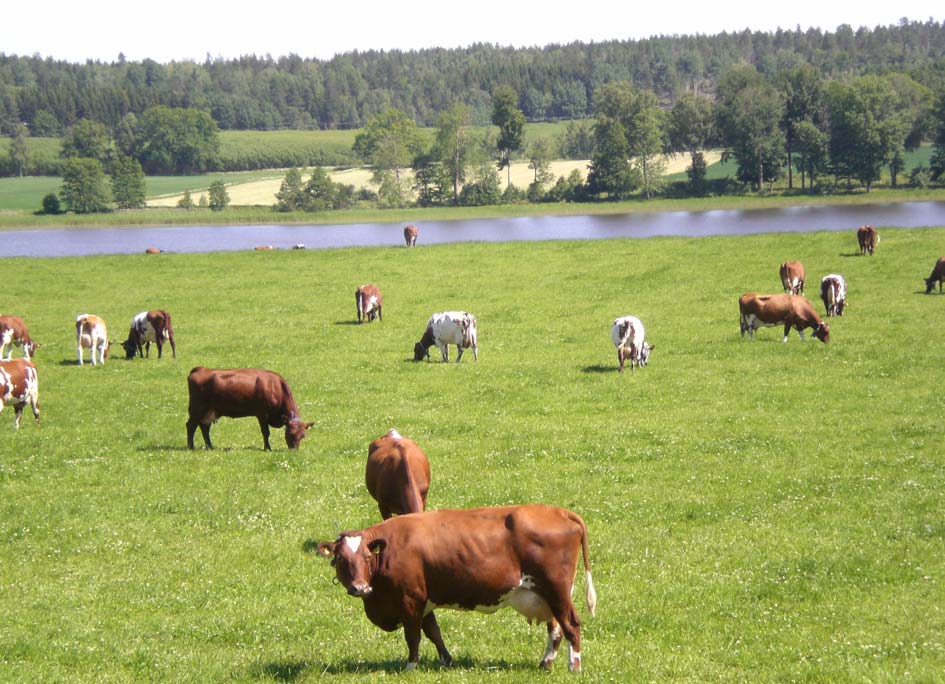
24,339,39,357
285,418,315,449
121,338,138,359
812,322,830,343
413,341,429,361
926,276,938,294
317,534,385,597
639,342,654,366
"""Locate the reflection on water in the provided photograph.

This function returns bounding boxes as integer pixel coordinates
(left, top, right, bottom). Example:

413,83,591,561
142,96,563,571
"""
2,201,945,258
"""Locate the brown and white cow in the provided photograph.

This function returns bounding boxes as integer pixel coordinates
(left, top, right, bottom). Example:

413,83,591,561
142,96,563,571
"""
76,314,111,366
122,310,176,360
820,274,848,316
355,284,383,324
0,315,38,360
924,256,945,294
403,225,418,247
739,293,830,343
857,225,878,256
779,260,806,295
186,366,314,451
413,311,478,362
145,247,162,254
610,315,653,373
317,504,597,672
365,429,430,519
0,358,40,429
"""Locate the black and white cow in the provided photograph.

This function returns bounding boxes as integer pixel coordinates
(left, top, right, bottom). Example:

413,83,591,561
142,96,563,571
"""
413,312,478,363
610,315,653,373
820,274,848,317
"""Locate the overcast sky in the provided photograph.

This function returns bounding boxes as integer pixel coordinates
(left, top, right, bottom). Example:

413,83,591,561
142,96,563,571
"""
2,1,942,63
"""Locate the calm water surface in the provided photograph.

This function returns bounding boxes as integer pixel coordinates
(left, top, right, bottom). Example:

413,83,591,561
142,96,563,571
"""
3,201,945,258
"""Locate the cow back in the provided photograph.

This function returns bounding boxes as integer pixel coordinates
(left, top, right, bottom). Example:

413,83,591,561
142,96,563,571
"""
366,431,431,517
187,366,297,422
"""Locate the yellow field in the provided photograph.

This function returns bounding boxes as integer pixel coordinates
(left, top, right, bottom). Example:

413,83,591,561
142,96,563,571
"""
148,153,719,207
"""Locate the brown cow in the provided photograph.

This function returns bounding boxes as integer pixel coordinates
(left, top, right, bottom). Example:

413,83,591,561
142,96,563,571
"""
355,284,383,324
857,225,878,256
122,310,176,360
255,245,276,251
403,225,418,247
739,293,830,343
76,314,111,366
365,429,430,519
145,247,162,254
0,315,38,360
779,260,806,295
924,256,945,294
186,366,314,450
317,504,597,671
0,358,40,429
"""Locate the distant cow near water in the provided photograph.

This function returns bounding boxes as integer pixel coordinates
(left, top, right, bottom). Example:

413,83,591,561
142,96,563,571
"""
857,225,878,256
404,225,418,247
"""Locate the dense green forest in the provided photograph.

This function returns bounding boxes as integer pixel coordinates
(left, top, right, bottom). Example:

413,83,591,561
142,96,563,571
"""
2,20,945,132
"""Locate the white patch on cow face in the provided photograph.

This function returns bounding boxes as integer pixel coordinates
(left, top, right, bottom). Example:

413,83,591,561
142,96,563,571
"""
344,535,362,554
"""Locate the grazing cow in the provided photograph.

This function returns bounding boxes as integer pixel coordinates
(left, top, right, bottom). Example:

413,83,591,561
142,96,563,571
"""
75,314,111,366
403,225,418,247
0,316,38,360
924,256,945,294
145,247,162,254
255,245,276,251
355,284,383,324
317,504,597,672
365,429,431,520
857,225,878,256
779,260,806,295
739,293,830,343
413,311,478,363
186,366,314,451
0,358,40,429
122,310,176,360
820,274,848,316
610,315,653,373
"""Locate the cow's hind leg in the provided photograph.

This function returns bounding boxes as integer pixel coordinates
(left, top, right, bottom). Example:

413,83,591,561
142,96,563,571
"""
548,601,583,672
422,612,453,667
540,619,564,670
257,417,272,451
455,346,464,363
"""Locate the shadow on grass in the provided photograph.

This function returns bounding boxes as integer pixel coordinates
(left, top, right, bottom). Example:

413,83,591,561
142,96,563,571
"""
839,252,865,257
251,659,311,682
334,320,361,326
317,655,531,675
582,364,616,374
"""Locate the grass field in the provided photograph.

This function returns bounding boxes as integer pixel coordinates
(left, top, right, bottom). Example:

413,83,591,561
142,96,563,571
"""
1,227,943,682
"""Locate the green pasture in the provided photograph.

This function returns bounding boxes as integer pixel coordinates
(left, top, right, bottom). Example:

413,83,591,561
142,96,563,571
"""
1,228,944,683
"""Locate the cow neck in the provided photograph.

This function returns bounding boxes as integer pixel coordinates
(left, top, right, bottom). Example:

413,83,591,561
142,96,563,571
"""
419,326,436,350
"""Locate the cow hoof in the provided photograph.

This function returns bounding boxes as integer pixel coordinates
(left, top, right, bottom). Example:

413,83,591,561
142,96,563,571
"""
539,659,554,671
405,662,418,671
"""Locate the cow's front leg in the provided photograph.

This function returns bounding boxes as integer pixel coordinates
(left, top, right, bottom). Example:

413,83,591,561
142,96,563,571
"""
782,322,792,342
422,612,453,667
437,343,448,362
402,617,423,670
455,346,464,363
13,403,24,430
258,417,272,451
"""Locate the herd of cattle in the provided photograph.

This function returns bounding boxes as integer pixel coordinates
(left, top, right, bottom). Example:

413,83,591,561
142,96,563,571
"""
1,221,943,672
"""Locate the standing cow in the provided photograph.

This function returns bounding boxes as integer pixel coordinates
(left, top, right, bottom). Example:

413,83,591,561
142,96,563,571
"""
0,316,38,360
820,274,848,316
413,311,478,363
403,225,418,247
122,310,176,359
610,315,653,373
355,284,383,323
365,429,430,519
924,256,945,294
0,358,40,429
186,366,314,450
317,504,597,672
739,293,830,343
857,225,878,256
76,314,111,366
779,261,806,295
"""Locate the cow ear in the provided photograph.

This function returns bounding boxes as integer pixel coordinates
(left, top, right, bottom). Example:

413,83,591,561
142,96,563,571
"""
368,539,386,556
304,421,315,429
316,541,335,558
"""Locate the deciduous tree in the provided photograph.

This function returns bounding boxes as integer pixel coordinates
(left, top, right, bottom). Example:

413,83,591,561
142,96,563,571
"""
61,157,111,213
110,156,146,209
491,85,526,187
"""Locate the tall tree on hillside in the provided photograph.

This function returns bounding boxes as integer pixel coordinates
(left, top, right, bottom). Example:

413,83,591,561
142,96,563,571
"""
353,108,424,206
9,122,30,177
669,93,715,196
61,118,111,164
134,106,220,174
779,63,826,190
586,116,636,199
431,102,475,205
491,85,526,188
110,156,147,209
60,157,111,213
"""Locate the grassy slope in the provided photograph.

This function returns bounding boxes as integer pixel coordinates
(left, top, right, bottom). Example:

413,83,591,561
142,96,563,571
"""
1,228,943,682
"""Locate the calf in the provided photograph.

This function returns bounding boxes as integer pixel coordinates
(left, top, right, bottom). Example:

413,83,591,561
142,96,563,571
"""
186,366,314,450
857,225,878,256
317,504,597,672
403,225,418,246
610,315,653,373
820,274,848,316
365,429,430,519
355,284,383,324
924,256,945,294
413,311,478,363
0,358,40,429
779,260,806,295
122,310,176,360
75,314,111,366
0,315,38,360
739,293,830,343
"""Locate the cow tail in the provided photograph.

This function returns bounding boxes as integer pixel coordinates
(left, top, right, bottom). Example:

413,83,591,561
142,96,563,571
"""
163,311,173,339
399,446,425,514
572,512,597,617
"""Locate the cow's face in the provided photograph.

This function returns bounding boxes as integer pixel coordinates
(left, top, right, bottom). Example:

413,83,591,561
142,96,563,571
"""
413,342,428,361
24,339,38,356
926,277,937,294
639,342,653,366
284,419,314,449
121,339,137,359
317,535,384,597
813,322,830,343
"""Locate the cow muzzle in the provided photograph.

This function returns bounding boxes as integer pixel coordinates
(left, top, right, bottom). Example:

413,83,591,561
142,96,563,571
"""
348,582,372,597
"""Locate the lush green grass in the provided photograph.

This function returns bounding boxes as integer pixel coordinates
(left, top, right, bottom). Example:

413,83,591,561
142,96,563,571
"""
1,227,943,682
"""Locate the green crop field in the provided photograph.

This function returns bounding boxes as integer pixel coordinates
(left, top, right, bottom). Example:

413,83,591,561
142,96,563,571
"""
1,228,944,682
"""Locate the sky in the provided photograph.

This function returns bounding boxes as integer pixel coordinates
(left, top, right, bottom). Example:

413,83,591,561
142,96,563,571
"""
2,1,943,64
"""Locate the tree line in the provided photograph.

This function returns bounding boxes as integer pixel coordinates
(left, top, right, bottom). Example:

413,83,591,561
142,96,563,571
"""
2,19,945,133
